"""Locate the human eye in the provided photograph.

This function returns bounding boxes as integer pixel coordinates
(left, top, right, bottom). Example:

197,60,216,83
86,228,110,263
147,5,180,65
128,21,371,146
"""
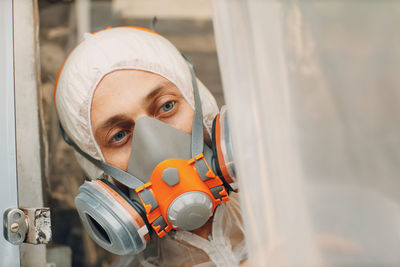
109,130,129,144
158,100,176,114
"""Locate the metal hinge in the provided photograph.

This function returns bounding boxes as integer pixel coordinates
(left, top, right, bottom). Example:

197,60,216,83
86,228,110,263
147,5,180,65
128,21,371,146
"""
3,207,51,245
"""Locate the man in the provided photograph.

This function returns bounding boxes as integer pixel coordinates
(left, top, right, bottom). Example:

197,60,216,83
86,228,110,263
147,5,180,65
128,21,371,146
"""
55,27,245,266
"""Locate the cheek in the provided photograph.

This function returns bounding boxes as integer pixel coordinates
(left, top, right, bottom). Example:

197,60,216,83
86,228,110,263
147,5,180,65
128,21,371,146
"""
102,139,132,171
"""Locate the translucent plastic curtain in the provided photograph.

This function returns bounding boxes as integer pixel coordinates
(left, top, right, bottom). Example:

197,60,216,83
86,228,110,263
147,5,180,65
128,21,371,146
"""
212,1,400,266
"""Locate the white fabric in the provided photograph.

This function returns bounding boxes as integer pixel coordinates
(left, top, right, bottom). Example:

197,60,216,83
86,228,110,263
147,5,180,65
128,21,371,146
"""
55,27,219,178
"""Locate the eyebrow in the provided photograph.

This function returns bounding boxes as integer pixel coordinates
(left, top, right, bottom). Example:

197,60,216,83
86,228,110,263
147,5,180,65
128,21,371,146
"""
97,114,133,132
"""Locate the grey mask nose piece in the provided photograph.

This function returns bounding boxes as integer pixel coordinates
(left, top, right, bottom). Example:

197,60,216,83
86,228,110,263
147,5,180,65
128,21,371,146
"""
128,116,216,183
128,116,192,182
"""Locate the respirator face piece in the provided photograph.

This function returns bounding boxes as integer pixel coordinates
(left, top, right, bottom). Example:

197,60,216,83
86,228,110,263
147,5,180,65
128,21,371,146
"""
61,56,237,255
128,116,229,236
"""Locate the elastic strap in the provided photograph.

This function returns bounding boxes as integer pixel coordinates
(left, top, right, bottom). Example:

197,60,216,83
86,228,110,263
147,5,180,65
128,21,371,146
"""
181,54,204,158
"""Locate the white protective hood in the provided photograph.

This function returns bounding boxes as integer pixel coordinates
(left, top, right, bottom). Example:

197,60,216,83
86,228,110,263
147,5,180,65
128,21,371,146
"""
54,27,219,179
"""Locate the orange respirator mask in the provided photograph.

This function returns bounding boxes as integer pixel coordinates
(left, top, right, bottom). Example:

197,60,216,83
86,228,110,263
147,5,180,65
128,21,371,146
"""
60,58,237,255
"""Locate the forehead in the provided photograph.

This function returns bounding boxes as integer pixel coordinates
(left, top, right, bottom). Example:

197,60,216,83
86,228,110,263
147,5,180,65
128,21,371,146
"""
90,69,183,127
93,69,171,100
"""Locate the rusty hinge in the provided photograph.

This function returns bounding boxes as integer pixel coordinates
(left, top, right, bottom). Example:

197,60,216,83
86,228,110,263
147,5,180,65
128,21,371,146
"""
3,207,51,245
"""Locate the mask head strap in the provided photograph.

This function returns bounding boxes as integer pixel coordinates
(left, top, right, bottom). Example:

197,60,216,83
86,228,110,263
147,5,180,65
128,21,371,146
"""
181,53,204,158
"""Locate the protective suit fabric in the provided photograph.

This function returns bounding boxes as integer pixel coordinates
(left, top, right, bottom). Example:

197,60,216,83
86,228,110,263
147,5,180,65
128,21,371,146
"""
54,27,219,179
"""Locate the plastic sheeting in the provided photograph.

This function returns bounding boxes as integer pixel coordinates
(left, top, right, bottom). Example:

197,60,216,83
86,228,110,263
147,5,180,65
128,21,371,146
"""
212,1,400,266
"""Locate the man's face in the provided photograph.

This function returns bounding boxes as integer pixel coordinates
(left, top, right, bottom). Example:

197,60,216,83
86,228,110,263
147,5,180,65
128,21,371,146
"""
91,69,194,171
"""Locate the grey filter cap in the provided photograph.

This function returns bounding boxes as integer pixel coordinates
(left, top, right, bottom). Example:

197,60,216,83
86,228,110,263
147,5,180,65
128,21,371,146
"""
75,182,146,255
167,192,213,231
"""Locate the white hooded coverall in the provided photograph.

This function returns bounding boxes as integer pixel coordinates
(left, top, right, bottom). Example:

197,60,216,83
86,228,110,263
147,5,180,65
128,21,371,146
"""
54,27,247,267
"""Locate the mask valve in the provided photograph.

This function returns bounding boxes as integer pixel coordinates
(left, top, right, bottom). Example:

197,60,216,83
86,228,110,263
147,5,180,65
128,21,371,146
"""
167,191,213,231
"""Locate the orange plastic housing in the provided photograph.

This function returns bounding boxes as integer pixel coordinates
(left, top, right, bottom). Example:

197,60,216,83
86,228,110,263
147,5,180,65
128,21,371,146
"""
135,154,229,237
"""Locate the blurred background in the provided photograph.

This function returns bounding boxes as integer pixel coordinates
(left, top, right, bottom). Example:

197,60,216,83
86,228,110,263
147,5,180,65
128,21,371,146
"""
38,0,223,266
